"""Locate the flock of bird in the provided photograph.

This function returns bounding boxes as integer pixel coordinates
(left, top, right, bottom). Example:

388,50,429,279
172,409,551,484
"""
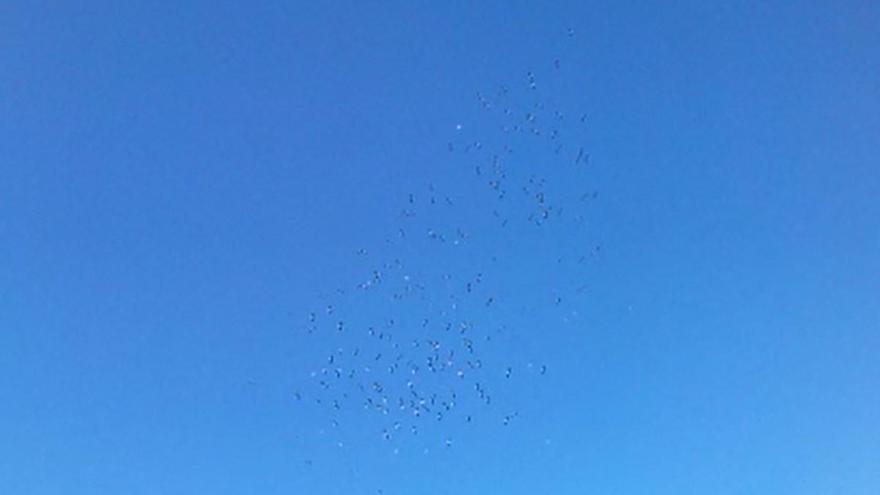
292,32,602,462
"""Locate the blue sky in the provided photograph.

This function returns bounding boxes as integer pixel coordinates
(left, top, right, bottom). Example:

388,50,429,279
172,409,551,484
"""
1,2,878,494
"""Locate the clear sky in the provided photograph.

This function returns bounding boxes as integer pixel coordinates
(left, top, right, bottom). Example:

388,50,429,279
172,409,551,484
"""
1,2,878,494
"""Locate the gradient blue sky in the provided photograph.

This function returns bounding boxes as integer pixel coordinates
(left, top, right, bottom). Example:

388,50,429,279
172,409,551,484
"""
2,2,878,494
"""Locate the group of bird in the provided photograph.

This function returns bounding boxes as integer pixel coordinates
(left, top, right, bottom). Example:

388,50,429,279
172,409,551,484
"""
292,32,602,460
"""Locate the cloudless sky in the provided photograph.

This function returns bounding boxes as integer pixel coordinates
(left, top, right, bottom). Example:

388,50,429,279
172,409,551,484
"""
1,2,878,494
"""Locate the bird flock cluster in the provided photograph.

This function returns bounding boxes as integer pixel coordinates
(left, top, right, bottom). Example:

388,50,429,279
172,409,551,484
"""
293,31,602,459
